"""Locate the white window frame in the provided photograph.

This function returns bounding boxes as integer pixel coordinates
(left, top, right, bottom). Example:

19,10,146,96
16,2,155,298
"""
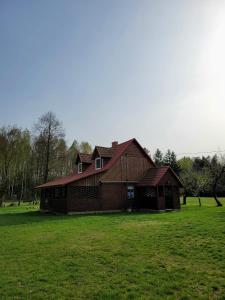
127,185,135,199
95,157,102,170
78,162,82,174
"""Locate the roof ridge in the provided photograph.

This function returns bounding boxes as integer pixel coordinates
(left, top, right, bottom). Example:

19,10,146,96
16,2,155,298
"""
118,138,135,146
94,138,135,150
95,146,113,151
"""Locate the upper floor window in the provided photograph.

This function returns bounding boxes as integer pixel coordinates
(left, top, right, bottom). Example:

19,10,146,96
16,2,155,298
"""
78,162,82,173
95,157,102,170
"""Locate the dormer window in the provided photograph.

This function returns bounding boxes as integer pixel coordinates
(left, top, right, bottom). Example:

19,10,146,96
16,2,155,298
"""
78,162,82,174
95,157,102,170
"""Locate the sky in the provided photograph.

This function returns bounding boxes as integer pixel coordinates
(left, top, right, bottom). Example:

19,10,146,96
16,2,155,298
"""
1,0,225,156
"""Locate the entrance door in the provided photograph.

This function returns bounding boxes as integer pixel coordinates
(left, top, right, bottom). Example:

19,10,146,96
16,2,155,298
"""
139,187,158,209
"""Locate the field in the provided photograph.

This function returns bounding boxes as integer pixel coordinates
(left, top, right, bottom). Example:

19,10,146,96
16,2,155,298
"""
1,198,225,299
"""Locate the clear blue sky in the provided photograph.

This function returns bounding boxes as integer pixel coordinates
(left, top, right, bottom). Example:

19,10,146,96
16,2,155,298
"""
1,0,225,156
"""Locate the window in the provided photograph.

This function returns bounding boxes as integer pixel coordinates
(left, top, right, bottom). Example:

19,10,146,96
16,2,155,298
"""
127,186,135,199
95,157,102,170
78,162,82,173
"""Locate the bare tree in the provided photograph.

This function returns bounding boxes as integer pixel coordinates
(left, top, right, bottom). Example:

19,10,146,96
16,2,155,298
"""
34,112,65,183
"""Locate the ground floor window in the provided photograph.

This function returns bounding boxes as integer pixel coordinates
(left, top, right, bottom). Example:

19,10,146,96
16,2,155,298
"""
127,186,135,199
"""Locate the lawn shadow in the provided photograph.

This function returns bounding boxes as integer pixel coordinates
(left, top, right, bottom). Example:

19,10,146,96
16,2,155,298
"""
0,210,70,226
0,209,162,226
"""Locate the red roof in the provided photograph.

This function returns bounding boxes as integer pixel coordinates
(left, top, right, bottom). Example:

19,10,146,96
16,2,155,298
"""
36,138,154,189
137,166,182,187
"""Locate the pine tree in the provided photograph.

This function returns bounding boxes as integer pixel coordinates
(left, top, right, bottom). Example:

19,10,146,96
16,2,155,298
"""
153,149,163,166
163,149,172,166
170,151,180,175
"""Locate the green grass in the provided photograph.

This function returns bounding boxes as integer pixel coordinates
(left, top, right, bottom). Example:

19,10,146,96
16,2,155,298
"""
1,198,225,299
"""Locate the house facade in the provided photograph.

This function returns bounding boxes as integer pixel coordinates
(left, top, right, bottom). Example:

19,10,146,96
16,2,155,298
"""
37,138,182,213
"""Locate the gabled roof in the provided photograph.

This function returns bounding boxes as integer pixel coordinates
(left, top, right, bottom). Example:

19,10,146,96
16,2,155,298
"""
36,138,155,189
137,166,183,187
92,146,114,159
76,153,92,164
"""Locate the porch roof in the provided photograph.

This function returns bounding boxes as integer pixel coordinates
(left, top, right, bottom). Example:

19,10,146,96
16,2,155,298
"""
137,166,183,187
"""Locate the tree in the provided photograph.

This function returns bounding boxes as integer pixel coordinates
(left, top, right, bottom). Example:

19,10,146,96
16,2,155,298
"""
66,140,79,173
207,155,225,207
163,149,172,165
153,149,163,166
0,113,95,204
79,141,92,154
163,149,180,174
170,151,180,175
34,112,65,183
178,157,193,205
179,155,225,207
0,126,32,203
191,171,209,206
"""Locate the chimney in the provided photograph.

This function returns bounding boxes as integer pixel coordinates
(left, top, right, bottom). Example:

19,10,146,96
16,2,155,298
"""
112,141,118,149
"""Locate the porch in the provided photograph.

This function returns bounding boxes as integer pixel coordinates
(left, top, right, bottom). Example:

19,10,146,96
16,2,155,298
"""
135,185,180,210
40,186,67,213
136,166,182,210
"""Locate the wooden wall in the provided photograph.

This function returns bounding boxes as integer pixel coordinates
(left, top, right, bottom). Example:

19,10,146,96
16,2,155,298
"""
158,170,180,186
67,185,101,212
101,142,154,182
69,173,102,187
100,183,129,210
67,183,130,212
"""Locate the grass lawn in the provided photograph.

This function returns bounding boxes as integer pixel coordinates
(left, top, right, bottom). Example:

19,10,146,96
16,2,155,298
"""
1,198,225,299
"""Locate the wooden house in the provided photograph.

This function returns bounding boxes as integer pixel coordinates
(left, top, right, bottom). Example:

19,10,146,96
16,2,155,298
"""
36,138,182,213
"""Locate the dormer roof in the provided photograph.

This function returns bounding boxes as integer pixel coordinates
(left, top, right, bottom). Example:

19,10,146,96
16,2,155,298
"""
76,153,92,164
91,146,114,159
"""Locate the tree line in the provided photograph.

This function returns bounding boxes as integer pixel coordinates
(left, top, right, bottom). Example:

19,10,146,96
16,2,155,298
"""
153,148,225,206
0,112,92,204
